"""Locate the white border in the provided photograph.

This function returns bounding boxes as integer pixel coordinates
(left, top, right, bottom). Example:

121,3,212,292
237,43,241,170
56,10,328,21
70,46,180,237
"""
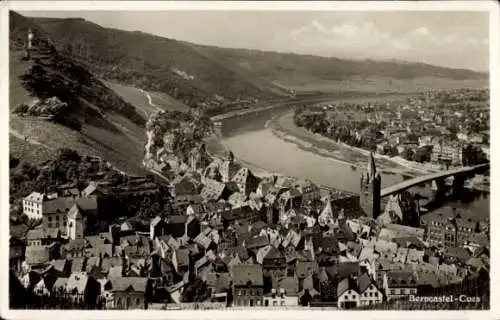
1,1,498,320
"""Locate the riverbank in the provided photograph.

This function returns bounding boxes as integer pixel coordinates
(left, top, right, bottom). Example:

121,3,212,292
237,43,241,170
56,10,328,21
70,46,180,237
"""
267,111,433,177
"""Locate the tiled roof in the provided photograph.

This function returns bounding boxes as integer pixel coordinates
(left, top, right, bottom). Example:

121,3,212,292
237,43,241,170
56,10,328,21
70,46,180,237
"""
66,272,89,294
256,245,273,264
176,248,190,267
110,276,148,293
357,272,375,293
69,257,86,273
25,246,50,265
386,271,418,288
206,272,231,293
200,179,226,201
296,261,318,278
25,192,44,202
445,247,471,261
279,276,299,296
231,264,263,286
26,228,60,240
337,277,357,296
246,235,269,250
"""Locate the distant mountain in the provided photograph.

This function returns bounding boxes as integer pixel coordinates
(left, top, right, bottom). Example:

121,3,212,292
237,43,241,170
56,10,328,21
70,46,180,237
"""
187,44,487,82
30,15,487,100
29,16,286,106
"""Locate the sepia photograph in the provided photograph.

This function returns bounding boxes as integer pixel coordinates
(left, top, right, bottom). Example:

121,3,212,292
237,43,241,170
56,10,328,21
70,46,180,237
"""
2,1,497,318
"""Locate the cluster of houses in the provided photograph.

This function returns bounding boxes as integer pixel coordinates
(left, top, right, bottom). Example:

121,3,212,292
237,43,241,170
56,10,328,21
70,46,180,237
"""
10,146,490,310
318,89,489,167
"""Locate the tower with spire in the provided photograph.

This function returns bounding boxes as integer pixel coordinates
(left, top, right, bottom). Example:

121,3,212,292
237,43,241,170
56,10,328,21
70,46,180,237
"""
359,152,381,219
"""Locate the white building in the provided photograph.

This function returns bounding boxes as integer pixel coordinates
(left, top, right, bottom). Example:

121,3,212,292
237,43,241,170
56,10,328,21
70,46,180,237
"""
23,192,45,220
67,204,85,240
358,273,383,307
337,277,360,309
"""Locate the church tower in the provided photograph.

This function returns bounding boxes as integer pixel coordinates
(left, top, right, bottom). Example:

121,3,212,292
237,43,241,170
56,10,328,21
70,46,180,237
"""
359,152,381,219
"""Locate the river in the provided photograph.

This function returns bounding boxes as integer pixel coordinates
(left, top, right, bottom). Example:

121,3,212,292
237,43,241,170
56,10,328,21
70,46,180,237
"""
217,102,489,220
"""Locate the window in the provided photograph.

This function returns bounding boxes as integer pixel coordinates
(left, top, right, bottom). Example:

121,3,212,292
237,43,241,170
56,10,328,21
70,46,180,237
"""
352,295,356,300
273,301,277,306
281,301,285,306
391,289,396,295
48,216,52,221
374,292,379,297
56,216,60,221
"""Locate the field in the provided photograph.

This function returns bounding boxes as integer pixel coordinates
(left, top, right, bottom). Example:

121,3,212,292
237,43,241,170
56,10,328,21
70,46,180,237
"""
102,81,189,116
275,76,489,94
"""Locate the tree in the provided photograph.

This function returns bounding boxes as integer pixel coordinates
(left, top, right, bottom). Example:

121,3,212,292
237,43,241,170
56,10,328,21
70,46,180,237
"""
57,148,81,162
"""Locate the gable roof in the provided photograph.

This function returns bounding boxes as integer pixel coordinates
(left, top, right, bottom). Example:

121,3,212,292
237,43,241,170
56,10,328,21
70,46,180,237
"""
110,276,148,293
231,264,263,286
337,277,358,296
358,272,377,293
25,246,50,265
66,273,89,294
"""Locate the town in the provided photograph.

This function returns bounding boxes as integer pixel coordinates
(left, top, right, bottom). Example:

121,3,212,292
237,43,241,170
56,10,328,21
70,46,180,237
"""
10,116,490,310
7,8,490,313
294,88,489,173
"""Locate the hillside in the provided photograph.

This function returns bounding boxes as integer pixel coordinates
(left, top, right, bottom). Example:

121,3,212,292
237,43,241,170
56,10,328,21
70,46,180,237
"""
30,16,487,100
187,43,488,92
29,16,284,107
9,12,186,175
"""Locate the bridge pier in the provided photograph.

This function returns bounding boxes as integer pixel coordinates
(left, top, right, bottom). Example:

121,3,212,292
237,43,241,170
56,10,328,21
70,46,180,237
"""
452,174,466,197
431,178,447,201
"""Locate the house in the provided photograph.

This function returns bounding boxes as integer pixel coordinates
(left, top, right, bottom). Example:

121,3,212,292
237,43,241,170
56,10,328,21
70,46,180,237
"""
263,276,299,307
164,215,200,240
23,192,44,220
231,264,264,307
51,259,72,277
206,272,231,303
150,216,168,240
406,248,425,264
26,228,61,247
61,239,88,259
261,246,286,277
357,273,383,307
200,178,230,202
25,245,51,268
295,180,321,204
109,276,148,309
337,277,360,309
383,271,418,301
39,196,98,237
171,174,202,198
61,272,101,307
231,167,259,196
219,152,242,183
10,236,26,273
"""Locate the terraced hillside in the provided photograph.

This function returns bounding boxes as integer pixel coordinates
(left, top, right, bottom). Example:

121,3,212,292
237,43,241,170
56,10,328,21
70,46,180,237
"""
9,12,187,175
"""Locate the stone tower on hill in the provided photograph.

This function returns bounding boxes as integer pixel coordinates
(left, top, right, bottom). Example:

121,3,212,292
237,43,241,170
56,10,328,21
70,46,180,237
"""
359,152,381,220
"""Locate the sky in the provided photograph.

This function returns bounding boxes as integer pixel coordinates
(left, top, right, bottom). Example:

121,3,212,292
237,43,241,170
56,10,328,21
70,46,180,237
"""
22,10,490,71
